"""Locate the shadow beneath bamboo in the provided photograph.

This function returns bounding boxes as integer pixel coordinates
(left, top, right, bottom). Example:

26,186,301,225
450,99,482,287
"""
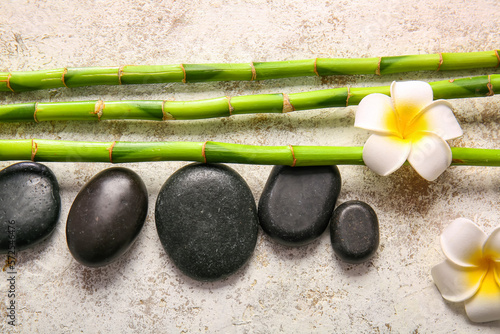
0,105,355,143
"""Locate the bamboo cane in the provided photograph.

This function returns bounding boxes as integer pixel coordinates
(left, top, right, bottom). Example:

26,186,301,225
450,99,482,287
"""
0,139,498,167
0,51,499,92
0,75,497,123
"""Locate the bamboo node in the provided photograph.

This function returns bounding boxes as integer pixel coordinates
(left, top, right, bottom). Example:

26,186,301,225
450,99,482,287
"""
61,68,69,88
161,100,175,121
118,66,125,85
437,53,444,71
313,58,319,76
201,141,208,163
107,141,116,163
495,50,500,68
226,96,235,116
31,139,38,161
375,57,382,76
33,102,40,123
487,75,494,96
93,100,105,120
250,62,257,81
289,145,297,167
282,93,295,113
6,73,14,92
180,64,187,83
345,87,352,107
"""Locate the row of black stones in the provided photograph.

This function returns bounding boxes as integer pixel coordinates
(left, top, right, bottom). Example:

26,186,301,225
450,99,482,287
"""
0,162,379,282
258,165,379,265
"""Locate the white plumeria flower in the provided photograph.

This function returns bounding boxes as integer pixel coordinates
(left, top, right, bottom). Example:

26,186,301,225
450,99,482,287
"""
432,218,500,323
354,81,463,181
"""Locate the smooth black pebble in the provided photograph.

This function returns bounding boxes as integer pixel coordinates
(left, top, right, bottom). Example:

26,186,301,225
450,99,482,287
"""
155,163,259,282
330,200,379,264
0,162,61,253
66,167,148,267
258,165,341,246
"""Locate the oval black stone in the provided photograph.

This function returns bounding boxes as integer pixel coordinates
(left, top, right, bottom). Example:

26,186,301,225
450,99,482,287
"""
330,200,379,264
0,162,61,253
66,167,148,267
155,163,259,281
258,165,341,246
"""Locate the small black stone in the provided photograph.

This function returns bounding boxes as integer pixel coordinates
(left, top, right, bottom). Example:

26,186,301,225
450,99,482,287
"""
155,163,258,281
330,200,379,264
258,165,341,246
66,167,148,267
0,162,61,253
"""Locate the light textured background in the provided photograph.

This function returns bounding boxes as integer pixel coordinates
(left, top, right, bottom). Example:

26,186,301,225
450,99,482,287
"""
0,0,499,333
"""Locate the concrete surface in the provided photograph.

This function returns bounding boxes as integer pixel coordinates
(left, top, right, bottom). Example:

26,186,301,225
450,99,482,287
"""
0,0,499,332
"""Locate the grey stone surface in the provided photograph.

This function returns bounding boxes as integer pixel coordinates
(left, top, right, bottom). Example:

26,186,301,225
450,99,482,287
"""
0,162,60,253
330,200,379,264
0,0,499,332
66,167,148,267
258,165,341,246
155,163,258,281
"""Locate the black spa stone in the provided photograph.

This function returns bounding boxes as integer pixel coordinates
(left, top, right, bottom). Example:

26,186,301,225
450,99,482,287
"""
66,167,148,267
258,165,341,246
330,200,379,264
155,163,258,282
0,162,61,253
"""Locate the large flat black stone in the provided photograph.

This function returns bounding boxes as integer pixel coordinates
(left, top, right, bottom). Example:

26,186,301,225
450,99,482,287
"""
330,200,379,264
155,163,258,281
258,165,341,246
66,167,148,267
0,162,61,253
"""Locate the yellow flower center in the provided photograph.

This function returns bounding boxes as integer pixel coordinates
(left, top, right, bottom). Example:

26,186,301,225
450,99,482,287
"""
388,107,430,140
479,257,499,295
398,111,429,139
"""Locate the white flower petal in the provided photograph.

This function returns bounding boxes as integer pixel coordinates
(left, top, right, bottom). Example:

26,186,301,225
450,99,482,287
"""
483,227,500,262
440,218,487,267
362,134,410,176
432,260,486,302
355,93,399,136
464,267,500,323
390,81,434,126
408,100,463,140
407,132,452,181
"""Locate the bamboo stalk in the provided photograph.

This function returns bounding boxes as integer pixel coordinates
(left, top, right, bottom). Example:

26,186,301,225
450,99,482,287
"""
0,51,499,92
0,75,498,123
0,139,498,167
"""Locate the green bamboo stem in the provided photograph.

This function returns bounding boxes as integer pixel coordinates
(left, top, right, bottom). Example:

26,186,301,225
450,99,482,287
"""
0,51,499,92
0,75,498,123
0,139,498,167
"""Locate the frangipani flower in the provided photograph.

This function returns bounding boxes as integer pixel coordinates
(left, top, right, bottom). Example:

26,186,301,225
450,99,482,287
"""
354,81,463,181
432,218,500,322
